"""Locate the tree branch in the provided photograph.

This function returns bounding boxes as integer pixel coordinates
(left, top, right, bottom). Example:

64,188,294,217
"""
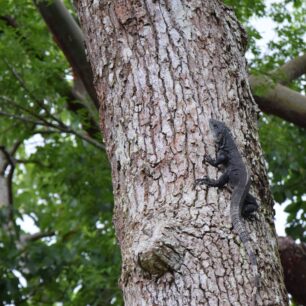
0,111,42,125
249,75,306,128
33,0,99,109
272,53,306,85
10,140,24,156
4,61,69,129
0,96,56,128
24,231,56,242
64,128,105,150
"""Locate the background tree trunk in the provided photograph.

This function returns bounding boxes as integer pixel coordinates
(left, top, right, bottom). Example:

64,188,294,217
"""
0,151,10,207
278,236,306,306
0,148,14,232
76,0,288,305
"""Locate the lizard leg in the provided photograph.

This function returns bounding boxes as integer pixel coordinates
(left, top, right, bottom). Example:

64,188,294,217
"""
242,193,259,219
205,151,228,167
195,171,229,187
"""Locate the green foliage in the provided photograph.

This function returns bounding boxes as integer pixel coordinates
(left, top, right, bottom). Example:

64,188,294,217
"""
224,0,266,22
267,2,306,65
259,117,306,241
0,0,121,304
224,0,266,58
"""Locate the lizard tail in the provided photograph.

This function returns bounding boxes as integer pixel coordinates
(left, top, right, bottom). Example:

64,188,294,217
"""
231,207,259,305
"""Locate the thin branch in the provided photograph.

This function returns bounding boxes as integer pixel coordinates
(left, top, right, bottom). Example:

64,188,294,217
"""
0,111,105,150
0,111,44,125
14,158,48,168
3,59,67,128
63,128,105,150
32,129,59,135
24,231,56,242
33,121,105,150
1,62,104,149
33,128,105,150
2,62,104,149
22,228,80,243
2,13,99,138
10,140,24,156
0,95,54,127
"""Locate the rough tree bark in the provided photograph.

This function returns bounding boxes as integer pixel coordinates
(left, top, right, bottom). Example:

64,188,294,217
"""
76,1,288,305
278,237,306,306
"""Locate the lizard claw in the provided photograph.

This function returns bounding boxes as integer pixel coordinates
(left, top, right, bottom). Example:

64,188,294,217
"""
243,212,259,222
203,155,210,163
204,155,215,165
194,177,210,186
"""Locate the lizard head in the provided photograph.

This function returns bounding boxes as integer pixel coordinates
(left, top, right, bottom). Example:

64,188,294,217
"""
209,119,227,143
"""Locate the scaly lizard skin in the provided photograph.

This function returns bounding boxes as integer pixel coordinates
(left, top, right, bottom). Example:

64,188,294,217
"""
195,119,259,304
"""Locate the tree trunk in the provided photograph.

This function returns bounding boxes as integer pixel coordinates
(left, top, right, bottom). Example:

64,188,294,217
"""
278,237,306,306
75,0,288,305
0,149,14,232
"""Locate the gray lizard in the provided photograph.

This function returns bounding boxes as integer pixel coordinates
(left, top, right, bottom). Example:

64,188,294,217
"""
195,119,259,303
